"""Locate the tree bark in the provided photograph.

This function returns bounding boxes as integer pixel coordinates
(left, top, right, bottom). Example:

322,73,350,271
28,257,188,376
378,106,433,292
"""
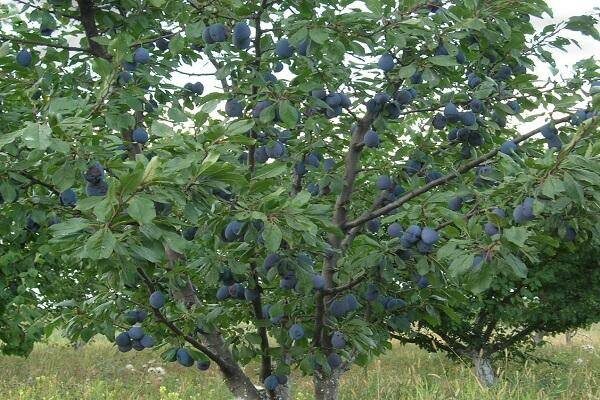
163,248,262,400
565,329,576,345
532,331,544,345
199,333,262,400
471,352,496,387
314,371,341,400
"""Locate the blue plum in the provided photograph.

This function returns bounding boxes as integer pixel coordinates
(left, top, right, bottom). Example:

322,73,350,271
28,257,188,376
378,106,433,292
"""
176,348,194,367
378,53,395,72
149,290,165,309
363,130,380,148
225,99,244,117
128,326,144,340
288,323,305,340
133,47,150,64
16,49,32,67
420,227,439,245
275,38,294,58
60,188,77,206
331,331,346,348
387,223,403,238
132,127,149,144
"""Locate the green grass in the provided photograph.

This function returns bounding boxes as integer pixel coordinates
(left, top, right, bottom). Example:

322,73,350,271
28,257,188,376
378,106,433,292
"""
2,327,599,400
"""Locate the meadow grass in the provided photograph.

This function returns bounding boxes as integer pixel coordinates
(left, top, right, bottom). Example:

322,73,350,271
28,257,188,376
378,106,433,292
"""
2,327,599,400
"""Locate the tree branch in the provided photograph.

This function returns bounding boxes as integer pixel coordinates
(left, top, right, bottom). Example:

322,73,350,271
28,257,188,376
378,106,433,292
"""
13,0,81,20
344,115,572,230
0,34,88,53
75,0,110,59
249,263,272,382
136,268,223,364
489,325,537,353
18,171,60,196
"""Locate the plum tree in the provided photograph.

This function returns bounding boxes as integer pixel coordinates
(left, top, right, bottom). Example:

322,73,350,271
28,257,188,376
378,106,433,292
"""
393,248,600,387
0,1,598,400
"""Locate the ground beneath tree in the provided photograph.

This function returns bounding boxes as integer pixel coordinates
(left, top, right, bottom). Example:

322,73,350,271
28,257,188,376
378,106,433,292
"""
2,327,599,400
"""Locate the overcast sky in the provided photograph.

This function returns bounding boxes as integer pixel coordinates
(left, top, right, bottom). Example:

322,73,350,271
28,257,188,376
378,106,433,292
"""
173,1,599,89
530,0,599,79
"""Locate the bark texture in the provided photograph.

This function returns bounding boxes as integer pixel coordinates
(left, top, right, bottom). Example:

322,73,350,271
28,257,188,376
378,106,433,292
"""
472,353,496,387
314,371,341,400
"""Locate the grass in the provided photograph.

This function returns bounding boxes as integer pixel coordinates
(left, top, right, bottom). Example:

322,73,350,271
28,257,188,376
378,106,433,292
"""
2,327,599,400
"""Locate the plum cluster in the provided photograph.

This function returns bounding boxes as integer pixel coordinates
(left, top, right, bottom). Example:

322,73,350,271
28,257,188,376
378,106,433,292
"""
540,123,562,151
264,374,289,391
171,347,211,371
387,224,440,255
310,89,352,118
513,197,535,224
115,309,156,352
328,294,359,318
366,88,416,120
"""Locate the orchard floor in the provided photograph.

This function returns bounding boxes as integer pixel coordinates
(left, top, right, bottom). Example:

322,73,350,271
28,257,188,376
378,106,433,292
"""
2,327,599,400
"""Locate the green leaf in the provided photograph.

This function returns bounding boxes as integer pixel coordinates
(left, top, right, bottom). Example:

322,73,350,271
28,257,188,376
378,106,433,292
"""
309,28,328,44
502,253,528,278
49,218,90,237
0,182,17,203
503,226,530,247
428,56,459,67
168,106,187,122
263,223,282,252
259,104,276,123
161,347,178,362
541,176,564,198
82,228,116,259
289,191,311,208
398,64,417,79
448,253,474,277
253,163,287,181
278,100,299,128
91,58,113,79
142,156,160,183
464,0,478,10
20,123,51,150
563,172,584,204
127,196,156,224
0,129,21,148
185,22,203,38
565,16,600,40
226,119,255,136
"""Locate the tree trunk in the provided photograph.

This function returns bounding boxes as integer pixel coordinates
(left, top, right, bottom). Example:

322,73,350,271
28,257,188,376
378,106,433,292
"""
198,332,262,400
274,383,292,400
565,329,576,344
314,371,341,400
532,331,544,345
471,352,496,387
